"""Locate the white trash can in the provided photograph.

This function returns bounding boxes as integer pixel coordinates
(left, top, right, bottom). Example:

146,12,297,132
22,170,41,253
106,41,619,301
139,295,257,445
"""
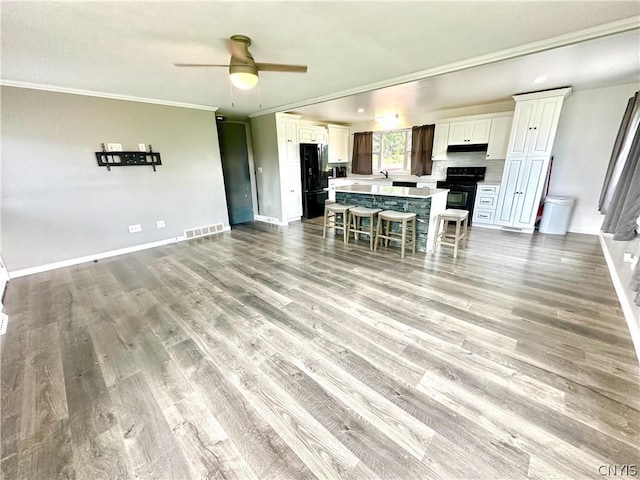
539,195,576,235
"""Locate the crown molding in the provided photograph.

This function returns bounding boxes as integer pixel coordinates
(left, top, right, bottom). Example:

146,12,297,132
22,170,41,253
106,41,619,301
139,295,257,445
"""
0,80,219,111
249,16,639,118
513,87,573,102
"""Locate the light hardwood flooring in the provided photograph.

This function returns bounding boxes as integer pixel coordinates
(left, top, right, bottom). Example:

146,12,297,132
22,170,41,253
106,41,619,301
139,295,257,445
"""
1,221,638,479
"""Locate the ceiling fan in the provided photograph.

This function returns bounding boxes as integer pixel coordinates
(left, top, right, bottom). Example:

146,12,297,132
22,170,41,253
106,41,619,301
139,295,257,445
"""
174,34,308,90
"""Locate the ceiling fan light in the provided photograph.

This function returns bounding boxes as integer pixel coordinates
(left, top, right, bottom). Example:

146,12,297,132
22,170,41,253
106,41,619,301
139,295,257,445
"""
230,71,258,90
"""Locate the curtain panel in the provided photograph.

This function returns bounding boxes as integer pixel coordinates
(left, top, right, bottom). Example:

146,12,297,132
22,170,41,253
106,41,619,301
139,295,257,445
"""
351,131,373,175
410,124,435,176
599,92,639,213
601,93,640,241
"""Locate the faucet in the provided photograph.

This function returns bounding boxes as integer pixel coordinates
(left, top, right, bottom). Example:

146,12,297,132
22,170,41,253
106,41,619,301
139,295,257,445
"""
380,170,389,178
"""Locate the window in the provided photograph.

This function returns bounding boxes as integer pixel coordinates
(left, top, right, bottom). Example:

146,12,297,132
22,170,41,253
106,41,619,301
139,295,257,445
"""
372,129,412,173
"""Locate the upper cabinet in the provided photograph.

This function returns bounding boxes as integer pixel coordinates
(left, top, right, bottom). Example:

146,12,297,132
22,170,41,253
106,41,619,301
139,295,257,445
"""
299,125,328,144
448,119,492,145
327,125,350,163
485,116,513,160
432,124,450,160
506,89,571,157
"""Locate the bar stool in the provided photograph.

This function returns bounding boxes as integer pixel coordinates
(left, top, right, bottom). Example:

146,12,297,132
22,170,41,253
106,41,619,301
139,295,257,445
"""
347,206,382,250
323,203,355,243
374,210,417,259
432,209,469,258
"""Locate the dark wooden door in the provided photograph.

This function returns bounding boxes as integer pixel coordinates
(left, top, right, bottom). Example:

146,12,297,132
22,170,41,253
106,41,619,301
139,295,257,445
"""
217,122,254,225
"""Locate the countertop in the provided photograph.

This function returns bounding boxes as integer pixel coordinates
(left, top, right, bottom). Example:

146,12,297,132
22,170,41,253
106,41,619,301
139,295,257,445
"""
334,184,449,199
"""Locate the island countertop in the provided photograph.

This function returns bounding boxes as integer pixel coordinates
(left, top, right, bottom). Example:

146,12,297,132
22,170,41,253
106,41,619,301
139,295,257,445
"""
334,184,449,198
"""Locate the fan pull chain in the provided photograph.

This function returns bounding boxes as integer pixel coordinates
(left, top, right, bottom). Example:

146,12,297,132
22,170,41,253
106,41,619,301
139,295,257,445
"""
228,78,236,108
257,81,262,109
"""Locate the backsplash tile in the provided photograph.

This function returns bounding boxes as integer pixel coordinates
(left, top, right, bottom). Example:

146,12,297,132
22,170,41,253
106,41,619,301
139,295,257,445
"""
430,152,505,183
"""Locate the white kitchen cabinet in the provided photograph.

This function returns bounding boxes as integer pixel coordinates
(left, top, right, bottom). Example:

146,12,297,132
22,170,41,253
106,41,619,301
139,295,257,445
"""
496,88,571,233
432,124,449,160
448,119,492,145
328,125,350,163
506,89,570,158
473,184,500,227
299,125,328,144
485,116,512,160
281,162,303,220
495,156,550,230
276,113,303,222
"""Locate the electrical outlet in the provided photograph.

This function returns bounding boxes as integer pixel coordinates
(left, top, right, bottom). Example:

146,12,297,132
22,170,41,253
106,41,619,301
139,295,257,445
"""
107,143,123,152
139,143,146,152
128,224,142,233
156,220,166,229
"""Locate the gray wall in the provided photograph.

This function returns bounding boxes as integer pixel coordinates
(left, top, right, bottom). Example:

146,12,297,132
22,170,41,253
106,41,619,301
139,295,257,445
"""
1,86,229,271
551,83,638,234
250,113,282,220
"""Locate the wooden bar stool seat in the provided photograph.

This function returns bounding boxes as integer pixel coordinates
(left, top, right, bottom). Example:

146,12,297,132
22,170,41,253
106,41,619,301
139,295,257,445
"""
347,206,382,250
323,203,355,243
374,210,417,259
432,208,469,258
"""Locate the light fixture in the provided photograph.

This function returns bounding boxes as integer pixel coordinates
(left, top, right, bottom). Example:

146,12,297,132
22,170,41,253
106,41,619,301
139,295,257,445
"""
230,71,259,90
533,75,548,84
357,108,365,113
229,63,259,90
374,112,399,122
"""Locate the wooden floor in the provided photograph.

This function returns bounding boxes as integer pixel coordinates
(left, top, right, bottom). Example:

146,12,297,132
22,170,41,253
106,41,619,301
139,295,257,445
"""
1,221,638,479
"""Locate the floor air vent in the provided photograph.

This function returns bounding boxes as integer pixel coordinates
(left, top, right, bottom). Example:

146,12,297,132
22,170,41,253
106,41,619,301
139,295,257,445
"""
184,223,224,239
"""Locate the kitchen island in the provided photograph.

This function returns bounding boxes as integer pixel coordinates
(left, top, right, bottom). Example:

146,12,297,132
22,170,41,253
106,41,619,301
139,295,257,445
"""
335,184,449,253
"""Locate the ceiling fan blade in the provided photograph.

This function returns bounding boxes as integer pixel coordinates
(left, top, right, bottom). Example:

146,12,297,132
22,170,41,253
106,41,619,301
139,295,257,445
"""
256,63,308,73
174,63,231,67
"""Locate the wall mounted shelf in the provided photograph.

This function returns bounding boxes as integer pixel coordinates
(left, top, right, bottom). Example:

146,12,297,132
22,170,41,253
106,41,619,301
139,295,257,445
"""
95,144,161,171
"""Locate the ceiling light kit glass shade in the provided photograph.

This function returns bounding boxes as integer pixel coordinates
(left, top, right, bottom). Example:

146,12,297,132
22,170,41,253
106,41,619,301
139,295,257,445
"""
230,71,259,90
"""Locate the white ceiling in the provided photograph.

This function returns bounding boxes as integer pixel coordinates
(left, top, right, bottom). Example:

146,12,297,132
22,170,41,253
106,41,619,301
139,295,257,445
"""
292,29,640,124
1,1,639,121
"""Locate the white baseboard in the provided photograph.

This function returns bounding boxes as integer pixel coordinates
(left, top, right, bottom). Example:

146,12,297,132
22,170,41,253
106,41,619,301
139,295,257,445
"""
0,256,9,293
9,226,233,279
567,227,598,235
9,236,186,278
254,215,288,226
599,232,640,362
471,223,502,230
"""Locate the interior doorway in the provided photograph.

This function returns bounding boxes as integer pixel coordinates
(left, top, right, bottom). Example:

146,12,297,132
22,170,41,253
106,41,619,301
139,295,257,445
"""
217,121,255,225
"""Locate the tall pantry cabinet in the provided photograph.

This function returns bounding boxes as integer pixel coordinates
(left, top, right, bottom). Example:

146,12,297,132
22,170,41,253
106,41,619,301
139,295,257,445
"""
495,88,572,232
250,112,303,224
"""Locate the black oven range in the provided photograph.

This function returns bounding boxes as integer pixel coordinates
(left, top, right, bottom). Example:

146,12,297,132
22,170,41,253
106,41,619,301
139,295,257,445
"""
436,167,486,225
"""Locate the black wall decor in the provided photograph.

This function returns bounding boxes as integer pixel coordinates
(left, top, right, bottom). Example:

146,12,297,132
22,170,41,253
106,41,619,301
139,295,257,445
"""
95,144,161,171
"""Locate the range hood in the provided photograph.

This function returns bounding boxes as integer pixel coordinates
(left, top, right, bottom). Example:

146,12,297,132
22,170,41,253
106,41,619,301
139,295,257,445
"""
447,143,488,153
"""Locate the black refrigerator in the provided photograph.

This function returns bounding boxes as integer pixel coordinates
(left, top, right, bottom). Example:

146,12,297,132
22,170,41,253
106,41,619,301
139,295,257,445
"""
300,143,329,219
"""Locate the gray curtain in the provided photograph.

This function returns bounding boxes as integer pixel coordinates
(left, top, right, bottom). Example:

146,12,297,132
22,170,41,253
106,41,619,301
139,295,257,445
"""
599,92,639,213
410,124,435,176
601,111,640,241
352,131,373,175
